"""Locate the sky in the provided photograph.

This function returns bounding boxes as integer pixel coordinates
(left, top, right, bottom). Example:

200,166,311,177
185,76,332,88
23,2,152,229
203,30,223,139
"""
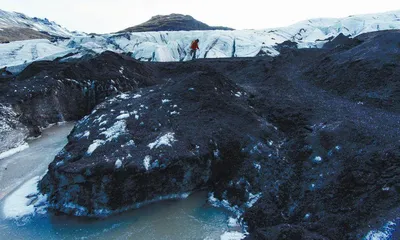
1,0,400,33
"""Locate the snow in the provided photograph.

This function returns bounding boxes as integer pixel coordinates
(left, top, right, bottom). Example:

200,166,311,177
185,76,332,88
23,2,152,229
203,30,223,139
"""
162,99,171,104
118,93,129,100
86,121,127,155
148,132,176,149
364,221,396,240
208,193,242,217
115,159,122,169
143,155,152,171
313,156,323,162
246,192,262,208
2,176,47,220
116,113,130,120
82,131,90,138
133,94,142,98
228,217,240,227
100,120,127,141
0,142,29,160
87,139,105,155
220,231,246,240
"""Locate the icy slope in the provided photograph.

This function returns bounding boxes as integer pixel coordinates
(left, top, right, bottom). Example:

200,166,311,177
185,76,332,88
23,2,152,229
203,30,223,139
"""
1,10,400,72
0,9,74,37
0,39,76,73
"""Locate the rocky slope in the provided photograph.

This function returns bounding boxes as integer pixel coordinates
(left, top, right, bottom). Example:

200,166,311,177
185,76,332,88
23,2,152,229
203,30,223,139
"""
0,51,159,153
0,27,52,43
119,13,233,33
3,30,391,239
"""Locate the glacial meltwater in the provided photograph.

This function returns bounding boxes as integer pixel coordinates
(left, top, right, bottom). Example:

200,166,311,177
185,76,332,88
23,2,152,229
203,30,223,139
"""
0,123,241,240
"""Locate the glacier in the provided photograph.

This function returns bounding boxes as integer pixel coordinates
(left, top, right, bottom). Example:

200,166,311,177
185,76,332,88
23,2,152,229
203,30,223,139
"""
1,10,400,73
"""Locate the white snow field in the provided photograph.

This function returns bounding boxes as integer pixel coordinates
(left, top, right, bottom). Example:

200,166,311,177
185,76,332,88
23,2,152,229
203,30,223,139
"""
1,10,400,73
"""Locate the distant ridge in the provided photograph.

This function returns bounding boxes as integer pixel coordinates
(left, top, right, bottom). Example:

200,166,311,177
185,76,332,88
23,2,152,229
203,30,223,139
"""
0,9,77,42
119,13,233,33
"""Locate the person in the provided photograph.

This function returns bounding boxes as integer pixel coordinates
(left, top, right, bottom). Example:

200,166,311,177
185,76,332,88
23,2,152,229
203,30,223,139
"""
190,39,199,60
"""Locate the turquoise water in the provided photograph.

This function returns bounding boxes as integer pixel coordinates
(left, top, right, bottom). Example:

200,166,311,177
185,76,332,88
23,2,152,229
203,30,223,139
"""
0,191,232,240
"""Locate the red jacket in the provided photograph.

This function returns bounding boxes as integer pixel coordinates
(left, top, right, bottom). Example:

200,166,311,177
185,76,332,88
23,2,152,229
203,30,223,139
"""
190,41,199,50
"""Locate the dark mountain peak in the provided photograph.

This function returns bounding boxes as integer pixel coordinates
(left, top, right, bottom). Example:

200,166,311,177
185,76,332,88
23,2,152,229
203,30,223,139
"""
119,13,233,33
149,13,194,21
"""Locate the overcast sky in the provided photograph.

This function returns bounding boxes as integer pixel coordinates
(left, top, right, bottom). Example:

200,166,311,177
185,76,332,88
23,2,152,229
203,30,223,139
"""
2,0,400,33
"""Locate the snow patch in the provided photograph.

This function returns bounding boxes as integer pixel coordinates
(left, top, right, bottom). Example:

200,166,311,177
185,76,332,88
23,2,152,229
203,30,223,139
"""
2,176,47,220
87,139,106,155
143,155,152,170
313,156,322,162
364,221,396,240
100,120,127,141
208,193,242,217
247,192,262,208
133,94,142,98
162,99,171,104
116,113,130,120
253,162,261,171
220,231,246,240
82,131,90,138
118,93,129,100
115,159,122,169
0,142,29,160
148,132,176,150
228,217,240,227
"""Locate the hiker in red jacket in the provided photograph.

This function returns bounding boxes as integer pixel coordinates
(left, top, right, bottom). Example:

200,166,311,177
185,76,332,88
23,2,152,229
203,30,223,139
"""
190,39,199,60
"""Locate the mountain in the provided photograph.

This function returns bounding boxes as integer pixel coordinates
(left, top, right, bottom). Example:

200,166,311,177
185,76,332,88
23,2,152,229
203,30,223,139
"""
0,27,51,43
119,14,233,32
0,9,76,42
